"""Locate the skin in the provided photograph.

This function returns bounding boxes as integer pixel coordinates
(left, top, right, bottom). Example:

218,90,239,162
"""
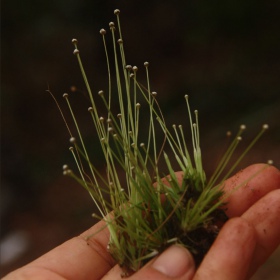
3,163,280,280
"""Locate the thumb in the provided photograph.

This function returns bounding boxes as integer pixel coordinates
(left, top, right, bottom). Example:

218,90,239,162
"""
129,245,195,280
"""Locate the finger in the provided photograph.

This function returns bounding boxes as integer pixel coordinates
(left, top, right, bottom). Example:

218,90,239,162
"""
194,217,256,280
222,164,280,217
3,220,114,280
102,245,195,280
241,189,280,278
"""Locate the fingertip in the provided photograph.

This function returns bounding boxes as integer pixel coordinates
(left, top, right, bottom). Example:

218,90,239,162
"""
102,245,195,280
151,245,195,278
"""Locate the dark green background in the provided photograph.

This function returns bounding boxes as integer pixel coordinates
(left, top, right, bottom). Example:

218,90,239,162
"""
1,0,280,277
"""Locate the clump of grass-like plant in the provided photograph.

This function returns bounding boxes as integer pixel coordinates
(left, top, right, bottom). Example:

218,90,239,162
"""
55,9,271,276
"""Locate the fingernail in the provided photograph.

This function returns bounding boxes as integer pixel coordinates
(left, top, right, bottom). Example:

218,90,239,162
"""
152,245,195,277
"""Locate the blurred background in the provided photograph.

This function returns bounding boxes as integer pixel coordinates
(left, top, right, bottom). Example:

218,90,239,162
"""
1,0,280,278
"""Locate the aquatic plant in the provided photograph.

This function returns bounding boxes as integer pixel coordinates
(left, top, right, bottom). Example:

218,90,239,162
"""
52,9,271,276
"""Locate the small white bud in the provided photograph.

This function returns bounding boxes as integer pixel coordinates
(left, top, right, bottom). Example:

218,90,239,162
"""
132,66,138,72
71,38,78,44
63,93,68,98
144,61,149,67
114,9,120,15
62,164,68,170
100,29,106,35
262,124,269,130
70,137,76,143
73,49,79,55
240,124,246,130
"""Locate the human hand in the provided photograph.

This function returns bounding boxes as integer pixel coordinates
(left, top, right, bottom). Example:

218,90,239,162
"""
3,164,280,280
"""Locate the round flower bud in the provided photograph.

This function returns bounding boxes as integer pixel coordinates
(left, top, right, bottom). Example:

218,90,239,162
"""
100,29,106,35
73,49,79,55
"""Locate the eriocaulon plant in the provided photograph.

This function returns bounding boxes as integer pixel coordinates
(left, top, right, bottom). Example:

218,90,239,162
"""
59,9,271,276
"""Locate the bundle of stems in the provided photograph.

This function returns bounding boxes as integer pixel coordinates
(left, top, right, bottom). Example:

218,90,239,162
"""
59,9,270,275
